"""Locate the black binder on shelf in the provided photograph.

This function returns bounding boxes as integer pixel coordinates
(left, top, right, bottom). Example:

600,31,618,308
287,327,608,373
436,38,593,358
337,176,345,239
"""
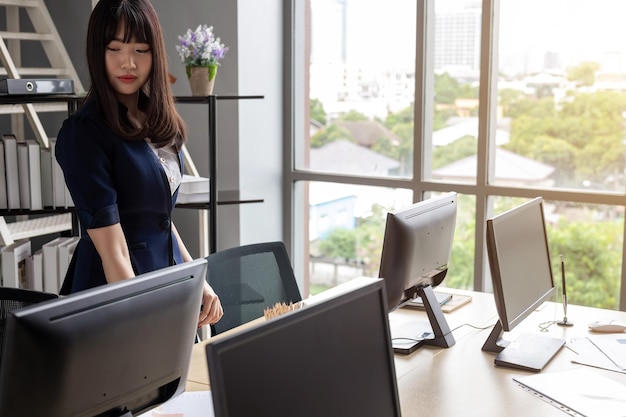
0,78,74,95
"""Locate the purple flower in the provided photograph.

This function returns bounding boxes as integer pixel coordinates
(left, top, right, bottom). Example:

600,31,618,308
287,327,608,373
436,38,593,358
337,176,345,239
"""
176,24,229,67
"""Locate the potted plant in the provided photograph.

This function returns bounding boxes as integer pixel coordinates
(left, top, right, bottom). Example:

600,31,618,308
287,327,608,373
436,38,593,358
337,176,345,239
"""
176,24,228,95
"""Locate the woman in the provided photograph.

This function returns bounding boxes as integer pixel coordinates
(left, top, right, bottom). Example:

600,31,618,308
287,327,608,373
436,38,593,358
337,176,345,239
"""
56,0,223,328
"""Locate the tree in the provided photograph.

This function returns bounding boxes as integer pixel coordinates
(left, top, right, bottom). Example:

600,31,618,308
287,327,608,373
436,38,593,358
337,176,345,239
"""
433,135,477,169
339,109,368,121
310,124,353,148
549,219,621,310
567,61,600,87
434,72,462,104
318,228,357,260
505,91,626,187
310,98,327,125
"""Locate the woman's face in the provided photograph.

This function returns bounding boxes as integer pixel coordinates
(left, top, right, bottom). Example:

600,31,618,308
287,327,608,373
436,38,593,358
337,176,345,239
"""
105,24,152,109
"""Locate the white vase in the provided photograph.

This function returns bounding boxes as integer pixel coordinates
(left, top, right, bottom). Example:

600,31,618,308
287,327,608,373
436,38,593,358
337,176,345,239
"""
186,65,217,96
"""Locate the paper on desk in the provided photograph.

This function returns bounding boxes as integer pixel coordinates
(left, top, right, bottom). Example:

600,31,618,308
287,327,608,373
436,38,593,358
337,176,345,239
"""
588,334,626,370
569,336,626,373
138,391,215,417
514,367,626,417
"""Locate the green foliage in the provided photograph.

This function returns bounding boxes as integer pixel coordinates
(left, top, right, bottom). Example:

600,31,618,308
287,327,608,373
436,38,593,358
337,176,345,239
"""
433,107,458,130
434,72,479,103
318,228,357,260
432,135,477,169
310,124,354,148
443,194,476,290
505,91,626,187
339,109,369,121
310,98,327,125
567,61,600,87
384,103,414,128
549,218,622,310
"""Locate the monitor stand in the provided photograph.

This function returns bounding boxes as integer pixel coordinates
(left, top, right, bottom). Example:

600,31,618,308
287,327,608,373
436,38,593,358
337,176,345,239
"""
482,320,565,372
482,320,507,353
391,285,456,355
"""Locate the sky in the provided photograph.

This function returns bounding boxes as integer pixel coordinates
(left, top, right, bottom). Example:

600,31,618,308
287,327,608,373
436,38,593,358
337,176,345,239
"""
310,0,626,74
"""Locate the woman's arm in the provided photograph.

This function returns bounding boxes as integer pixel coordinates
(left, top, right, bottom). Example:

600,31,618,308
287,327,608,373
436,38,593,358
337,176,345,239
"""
87,223,135,283
172,222,223,327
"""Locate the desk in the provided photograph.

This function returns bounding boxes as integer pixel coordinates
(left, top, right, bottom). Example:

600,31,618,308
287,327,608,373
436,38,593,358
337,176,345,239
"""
186,288,626,416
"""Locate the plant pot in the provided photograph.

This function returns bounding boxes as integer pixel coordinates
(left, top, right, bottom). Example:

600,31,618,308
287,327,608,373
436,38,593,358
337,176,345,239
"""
186,64,218,96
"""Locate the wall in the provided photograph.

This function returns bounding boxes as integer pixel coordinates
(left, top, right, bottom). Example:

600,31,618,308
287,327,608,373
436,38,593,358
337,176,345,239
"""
46,0,285,258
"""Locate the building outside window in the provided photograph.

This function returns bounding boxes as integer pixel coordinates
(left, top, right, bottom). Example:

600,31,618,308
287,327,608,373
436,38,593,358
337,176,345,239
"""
288,0,626,311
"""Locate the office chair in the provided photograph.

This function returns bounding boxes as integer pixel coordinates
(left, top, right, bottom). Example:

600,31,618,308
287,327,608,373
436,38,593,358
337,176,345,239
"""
207,241,302,334
0,287,58,362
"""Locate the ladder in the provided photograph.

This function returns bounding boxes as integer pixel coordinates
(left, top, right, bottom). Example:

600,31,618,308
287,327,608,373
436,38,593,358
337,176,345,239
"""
0,0,84,247
0,0,85,149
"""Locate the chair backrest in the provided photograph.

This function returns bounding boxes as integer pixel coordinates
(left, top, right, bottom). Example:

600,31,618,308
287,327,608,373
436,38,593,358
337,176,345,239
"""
0,287,58,362
207,241,302,334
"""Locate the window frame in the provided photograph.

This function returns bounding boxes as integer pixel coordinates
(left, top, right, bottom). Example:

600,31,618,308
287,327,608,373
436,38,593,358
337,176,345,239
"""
284,0,626,310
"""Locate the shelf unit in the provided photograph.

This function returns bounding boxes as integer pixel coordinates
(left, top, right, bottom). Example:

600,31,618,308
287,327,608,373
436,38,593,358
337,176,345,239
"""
0,94,82,243
175,95,264,254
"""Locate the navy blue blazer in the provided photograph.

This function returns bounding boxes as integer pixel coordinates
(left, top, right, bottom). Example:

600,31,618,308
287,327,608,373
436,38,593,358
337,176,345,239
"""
55,99,184,293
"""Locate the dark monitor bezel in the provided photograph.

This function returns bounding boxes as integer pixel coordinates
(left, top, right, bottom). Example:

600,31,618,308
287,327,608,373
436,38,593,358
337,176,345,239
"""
378,192,457,311
483,197,556,352
205,278,402,417
0,258,207,417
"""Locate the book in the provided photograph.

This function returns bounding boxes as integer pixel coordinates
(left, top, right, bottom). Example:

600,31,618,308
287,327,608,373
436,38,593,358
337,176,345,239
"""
176,192,210,204
180,175,210,194
25,249,44,291
403,290,472,313
57,236,79,289
439,293,473,313
17,140,30,208
0,140,7,209
0,216,13,247
42,236,72,293
1,134,20,209
49,138,67,208
17,139,43,210
1,239,32,288
405,291,453,309
40,147,54,208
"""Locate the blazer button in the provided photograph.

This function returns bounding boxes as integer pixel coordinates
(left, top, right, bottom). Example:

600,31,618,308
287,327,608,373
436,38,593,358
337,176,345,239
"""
160,219,171,229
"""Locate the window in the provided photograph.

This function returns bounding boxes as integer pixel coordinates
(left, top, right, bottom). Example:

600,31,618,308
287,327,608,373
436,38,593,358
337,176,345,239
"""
288,0,625,310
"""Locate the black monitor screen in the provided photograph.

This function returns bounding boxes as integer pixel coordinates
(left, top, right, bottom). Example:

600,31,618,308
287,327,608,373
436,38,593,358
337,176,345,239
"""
379,192,457,310
0,258,207,417
483,197,556,351
205,278,401,417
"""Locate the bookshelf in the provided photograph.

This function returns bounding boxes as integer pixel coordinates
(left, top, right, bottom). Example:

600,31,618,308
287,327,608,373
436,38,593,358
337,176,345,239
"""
174,95,264,254
0,94,82,291
0,94,82,243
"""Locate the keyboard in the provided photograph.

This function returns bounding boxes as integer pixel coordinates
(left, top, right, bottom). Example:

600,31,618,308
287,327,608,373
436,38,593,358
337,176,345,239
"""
494,332,565,372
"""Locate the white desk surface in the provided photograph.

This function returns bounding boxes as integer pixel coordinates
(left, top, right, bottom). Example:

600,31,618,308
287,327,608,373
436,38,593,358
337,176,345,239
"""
186,287,626,417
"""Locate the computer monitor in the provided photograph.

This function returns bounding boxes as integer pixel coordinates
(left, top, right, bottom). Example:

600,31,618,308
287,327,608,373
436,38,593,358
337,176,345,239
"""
482,197,558,353
205,278,401,417
378,192,457,353
0,258,207,417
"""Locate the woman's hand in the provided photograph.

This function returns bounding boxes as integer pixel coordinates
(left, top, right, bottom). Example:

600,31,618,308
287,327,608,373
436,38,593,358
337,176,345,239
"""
198,281,223,328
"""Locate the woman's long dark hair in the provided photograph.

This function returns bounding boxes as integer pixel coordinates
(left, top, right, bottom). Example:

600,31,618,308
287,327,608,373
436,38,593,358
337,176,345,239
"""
86,0,186,150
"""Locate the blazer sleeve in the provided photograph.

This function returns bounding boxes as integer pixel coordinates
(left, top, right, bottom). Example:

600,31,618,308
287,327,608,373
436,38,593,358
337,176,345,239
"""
55,112,120,230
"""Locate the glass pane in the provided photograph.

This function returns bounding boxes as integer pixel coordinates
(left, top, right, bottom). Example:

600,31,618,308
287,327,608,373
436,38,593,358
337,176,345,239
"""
430,1,481,184
490,197,623,310
308,181,412,294
497,0,626,191
432,192,476,291
303,0,417,178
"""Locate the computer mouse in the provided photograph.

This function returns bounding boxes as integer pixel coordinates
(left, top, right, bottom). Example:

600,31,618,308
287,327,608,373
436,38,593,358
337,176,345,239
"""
588,320,626,333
